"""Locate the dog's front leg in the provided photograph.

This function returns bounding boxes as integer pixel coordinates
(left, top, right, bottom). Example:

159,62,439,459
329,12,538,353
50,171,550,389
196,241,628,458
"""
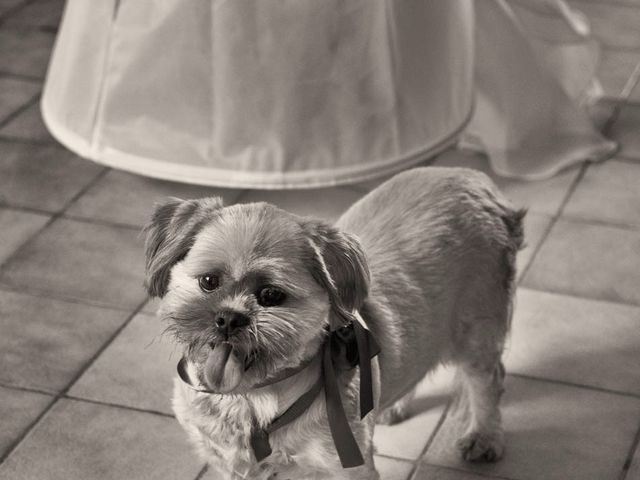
344,462,380,480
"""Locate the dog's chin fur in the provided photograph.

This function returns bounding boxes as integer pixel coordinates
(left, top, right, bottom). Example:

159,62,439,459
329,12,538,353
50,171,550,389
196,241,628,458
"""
144,166,525,479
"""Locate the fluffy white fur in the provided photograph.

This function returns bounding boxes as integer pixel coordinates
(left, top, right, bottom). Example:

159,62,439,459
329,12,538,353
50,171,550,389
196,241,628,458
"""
144,166,524,479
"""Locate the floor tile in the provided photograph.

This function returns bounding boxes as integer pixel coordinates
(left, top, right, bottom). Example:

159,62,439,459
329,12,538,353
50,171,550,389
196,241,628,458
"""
0,290,129,392
0,385,52,459
375,456,414,480
587,97,618,132
506,288,640,395
522,219,640,305
66,169,243,228
142,296,160,315
0,141,103,212
201,455,414,479
424,376,640,480
0,218,147,309
0,208,49,265
0,101,52,141
597,48,640,98
563,159,640,227
0,77,39,122
0,28,54,78
414,464,498,480
4,0,65,28
570,2,640,49
70,313,178,415
351,172,397,194
239,187,364,223
517,212,552,280
351,157,431,193
631,78,640,102
374,404,446,461
0,0,24,16
629,446,640,480
432,149,580,216
609,104,640,160
374,366,454,461
0,398,203,480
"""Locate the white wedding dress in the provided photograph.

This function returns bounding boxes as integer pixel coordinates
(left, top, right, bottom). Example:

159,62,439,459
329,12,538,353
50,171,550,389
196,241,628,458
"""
41,0,616,188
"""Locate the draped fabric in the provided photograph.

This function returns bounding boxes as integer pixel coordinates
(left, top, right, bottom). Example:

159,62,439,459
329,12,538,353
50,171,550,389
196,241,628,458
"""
41,0,616,188
463,0,617,180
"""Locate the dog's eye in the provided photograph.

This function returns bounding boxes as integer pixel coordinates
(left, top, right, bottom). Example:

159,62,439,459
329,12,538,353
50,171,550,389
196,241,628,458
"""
198,274,220,292
256,286,286,307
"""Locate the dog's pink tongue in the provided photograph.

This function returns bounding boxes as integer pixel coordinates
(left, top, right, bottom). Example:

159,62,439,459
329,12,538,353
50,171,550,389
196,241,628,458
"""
204,344,243,393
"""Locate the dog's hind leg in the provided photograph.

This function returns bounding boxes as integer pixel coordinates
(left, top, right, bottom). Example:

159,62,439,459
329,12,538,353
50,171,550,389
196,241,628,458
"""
376,386,416,425
453,355,505,462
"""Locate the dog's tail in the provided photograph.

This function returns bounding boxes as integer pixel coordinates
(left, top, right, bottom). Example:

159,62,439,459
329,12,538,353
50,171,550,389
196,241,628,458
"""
503,207,527,254
499,205,526,295
500,206,526,334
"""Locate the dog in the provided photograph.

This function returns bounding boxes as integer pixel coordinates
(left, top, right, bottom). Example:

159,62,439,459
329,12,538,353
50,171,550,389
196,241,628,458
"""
144,166,525,479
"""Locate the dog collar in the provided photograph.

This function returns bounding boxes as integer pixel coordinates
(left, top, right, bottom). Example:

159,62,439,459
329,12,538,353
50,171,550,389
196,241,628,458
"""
176,310,380,469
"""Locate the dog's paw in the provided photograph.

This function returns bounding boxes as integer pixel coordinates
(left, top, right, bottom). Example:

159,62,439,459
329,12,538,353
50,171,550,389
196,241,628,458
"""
376,406,409,425
456,431,504,462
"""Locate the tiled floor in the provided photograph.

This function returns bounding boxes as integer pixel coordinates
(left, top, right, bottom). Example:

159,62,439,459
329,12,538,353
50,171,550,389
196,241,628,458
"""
1,1,640,479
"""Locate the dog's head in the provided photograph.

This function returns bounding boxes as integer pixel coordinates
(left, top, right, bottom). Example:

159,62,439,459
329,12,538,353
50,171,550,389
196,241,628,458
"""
144,197,369,394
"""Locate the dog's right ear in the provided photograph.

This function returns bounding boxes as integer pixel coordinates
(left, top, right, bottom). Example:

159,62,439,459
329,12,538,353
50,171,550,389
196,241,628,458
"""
144,197,223,298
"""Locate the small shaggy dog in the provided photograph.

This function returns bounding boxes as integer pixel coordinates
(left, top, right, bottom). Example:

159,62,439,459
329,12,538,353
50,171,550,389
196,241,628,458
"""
144,167,524,479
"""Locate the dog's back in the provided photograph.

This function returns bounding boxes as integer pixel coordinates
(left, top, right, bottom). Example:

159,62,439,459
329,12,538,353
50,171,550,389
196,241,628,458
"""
337,166,525,409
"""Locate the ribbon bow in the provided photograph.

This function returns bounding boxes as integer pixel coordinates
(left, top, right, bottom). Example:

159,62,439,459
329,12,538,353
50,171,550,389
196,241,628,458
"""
250,313,379,468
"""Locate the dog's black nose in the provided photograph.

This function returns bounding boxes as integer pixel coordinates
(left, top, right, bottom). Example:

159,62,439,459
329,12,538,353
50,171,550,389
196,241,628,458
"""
214,310,250,336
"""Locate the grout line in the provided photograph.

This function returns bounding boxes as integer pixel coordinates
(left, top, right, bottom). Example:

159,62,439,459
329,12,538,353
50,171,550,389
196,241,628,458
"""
0,282,141,313
0,71,42,82
616,99,640,108
60,213,143,231
63,395,175,419
517,163,589,284
418,463,519,480
0,134,54,145
508,373,640,400
193,464,209,480
0,382,176,420
407,401,452,479
0,201,145,232
601,61,640,135
0,381,55,397
374,453,415,462
619,418,640,480
0,167,109,271
517,282,640,309
0,22,59,34
617,155,640,164
0,94,39,129
0,203,52,218
0,297,148,466
0,394,58,464
573,0,640,6
559,213,640,232
0,134,60,146
59,298,147,394
619,61,640,102
517,284,640,310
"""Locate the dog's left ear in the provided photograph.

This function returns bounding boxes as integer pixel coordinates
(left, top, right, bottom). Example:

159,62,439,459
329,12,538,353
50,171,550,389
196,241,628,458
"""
302,220,370,323
144,197,223,298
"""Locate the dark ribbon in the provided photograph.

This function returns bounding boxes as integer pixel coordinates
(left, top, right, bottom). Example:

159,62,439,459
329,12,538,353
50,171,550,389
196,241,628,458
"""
176,315,380,469
324,317,380,467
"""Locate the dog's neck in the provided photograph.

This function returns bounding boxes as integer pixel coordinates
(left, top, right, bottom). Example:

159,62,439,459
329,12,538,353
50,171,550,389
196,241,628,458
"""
247,354,323,428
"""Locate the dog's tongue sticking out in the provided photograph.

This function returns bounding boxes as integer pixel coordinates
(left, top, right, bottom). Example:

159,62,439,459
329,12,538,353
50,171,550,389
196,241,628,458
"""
203,343,243,393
